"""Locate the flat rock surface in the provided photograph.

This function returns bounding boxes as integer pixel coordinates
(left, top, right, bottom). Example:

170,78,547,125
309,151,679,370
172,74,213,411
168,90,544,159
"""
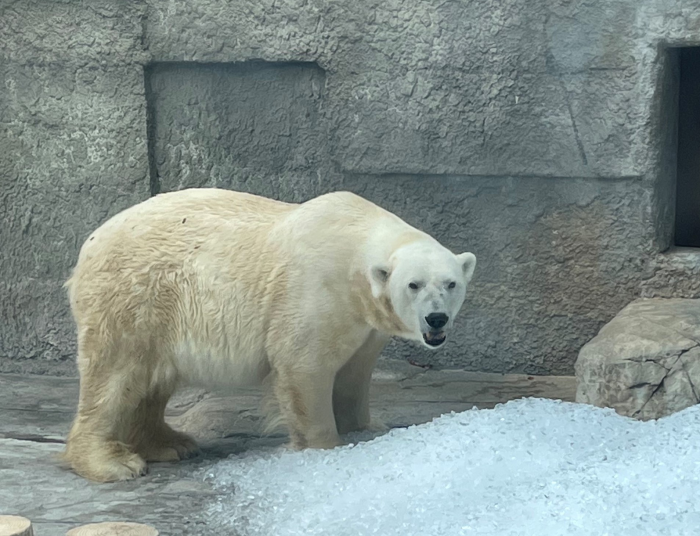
576,298,700,420
0,360,574,536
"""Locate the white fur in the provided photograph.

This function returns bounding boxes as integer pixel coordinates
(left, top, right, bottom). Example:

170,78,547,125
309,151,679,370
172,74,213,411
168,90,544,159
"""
61,188,476,482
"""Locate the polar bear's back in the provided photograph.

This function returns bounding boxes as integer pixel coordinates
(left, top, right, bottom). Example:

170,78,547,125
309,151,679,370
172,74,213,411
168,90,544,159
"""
90,188,292,241
71,188,288,265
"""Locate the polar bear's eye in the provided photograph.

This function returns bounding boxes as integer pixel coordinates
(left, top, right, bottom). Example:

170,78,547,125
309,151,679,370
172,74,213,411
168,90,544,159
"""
408,282,419,290
448,282,457,289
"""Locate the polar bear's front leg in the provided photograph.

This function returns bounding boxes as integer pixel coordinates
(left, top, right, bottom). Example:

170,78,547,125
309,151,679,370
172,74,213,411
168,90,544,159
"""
272,365,341,449
333,330,389,435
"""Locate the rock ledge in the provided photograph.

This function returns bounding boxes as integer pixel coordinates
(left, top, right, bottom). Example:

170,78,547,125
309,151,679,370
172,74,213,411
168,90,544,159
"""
576,298,700,420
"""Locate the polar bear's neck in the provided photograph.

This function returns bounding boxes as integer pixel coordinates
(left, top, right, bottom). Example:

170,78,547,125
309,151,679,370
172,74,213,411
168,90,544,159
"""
350,269,411,336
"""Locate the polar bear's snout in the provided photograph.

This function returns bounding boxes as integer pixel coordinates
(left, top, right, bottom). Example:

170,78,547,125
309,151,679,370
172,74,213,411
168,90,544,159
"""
425,313,448,329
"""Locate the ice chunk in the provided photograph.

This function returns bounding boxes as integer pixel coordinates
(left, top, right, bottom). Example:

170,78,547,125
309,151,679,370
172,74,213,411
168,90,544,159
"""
201,398,700,535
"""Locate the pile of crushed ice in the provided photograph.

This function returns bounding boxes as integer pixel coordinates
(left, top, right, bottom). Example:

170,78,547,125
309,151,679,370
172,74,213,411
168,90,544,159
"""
201,398,700,535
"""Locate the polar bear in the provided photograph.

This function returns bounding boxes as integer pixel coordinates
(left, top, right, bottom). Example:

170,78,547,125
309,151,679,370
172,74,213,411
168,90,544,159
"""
62,188,476,482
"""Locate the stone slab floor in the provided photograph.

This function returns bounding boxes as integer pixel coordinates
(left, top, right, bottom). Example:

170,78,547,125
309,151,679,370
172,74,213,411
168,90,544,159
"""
0,359,575,536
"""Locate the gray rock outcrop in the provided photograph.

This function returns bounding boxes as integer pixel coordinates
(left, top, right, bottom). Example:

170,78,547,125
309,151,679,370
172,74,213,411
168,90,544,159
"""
576,298,700,420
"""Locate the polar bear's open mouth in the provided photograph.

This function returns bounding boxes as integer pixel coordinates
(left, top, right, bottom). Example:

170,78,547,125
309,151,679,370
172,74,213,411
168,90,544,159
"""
423,331,446,347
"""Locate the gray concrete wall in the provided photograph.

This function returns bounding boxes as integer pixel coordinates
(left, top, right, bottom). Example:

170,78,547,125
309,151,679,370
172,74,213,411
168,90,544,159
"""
1,0,699,376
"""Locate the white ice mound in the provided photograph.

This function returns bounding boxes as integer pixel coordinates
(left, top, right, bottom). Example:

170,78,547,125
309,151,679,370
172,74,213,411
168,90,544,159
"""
202,398,700,536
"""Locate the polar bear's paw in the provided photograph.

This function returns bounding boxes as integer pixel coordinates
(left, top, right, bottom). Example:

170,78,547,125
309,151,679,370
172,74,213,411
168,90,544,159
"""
66,441,148,482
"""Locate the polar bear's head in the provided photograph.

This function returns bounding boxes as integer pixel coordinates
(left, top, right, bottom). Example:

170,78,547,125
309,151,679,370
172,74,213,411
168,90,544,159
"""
369,241,476,349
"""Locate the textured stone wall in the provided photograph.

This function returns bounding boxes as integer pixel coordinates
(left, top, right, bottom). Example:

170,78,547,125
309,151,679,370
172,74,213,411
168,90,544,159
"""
0,0,150,374
2,0,700,376
148,62,331,199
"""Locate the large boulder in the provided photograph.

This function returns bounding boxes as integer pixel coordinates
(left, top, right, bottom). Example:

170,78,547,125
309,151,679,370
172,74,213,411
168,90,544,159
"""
575,298,700,420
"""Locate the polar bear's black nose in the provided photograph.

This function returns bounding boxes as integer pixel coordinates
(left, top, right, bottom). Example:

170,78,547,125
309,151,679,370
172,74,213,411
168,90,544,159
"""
426,313,448,329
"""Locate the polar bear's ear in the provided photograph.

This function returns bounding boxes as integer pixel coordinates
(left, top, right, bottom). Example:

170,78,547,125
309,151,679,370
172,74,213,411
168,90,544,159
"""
369,264,391,298
457,252,476,284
